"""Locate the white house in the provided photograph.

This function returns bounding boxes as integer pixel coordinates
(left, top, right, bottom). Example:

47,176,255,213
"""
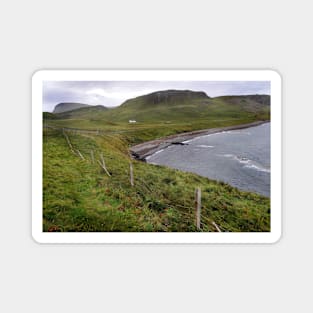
129,120,137,123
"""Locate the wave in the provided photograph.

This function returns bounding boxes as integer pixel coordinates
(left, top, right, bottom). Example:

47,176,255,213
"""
145,149,165,160
221,154,270,173
243,164,270,173
153,149,165,155
234,156,250,164
197,145,214,148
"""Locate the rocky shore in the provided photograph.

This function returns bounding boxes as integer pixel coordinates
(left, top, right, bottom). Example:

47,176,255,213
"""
130,120,269,161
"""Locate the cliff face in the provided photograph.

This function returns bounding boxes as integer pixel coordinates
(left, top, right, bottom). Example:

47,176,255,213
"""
145,90,209,105
121,90,209,108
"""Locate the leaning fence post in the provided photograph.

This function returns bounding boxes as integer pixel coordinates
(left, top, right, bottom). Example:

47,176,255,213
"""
212,221,222,232
98,153,111,177
76,149,85,160
195,187,201,230
100,153,105,167
130,162,134,186
62,129,75,154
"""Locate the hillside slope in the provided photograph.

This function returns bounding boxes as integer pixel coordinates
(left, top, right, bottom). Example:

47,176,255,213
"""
55,105,108,119
53,102,92,113
50,90,270,123
43,127,270,232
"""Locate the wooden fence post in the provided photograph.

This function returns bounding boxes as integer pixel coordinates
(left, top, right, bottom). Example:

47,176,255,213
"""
100,153,105,167
62,129,75,154
212,221,222,232
98,153,111,177
195,187,201,230
76,149,85,160
130,162,134,186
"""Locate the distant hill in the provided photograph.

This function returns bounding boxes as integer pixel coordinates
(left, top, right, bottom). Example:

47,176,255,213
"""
55,105,108,119
103,90,270,123
48,90,270,124
218,94,270,106
103,90,210,122
121,90,209,109
53,102,92,113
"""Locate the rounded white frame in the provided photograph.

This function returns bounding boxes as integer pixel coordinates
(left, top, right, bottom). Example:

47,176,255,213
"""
32,70,282,244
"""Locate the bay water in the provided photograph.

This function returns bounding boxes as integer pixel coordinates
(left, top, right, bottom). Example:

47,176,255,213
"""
146,123,270,197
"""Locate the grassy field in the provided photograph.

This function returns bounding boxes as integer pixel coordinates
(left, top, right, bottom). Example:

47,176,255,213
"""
44,92,270,144
43,124,270,232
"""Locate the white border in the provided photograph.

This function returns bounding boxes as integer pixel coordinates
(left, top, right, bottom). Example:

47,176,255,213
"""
32,70,282,244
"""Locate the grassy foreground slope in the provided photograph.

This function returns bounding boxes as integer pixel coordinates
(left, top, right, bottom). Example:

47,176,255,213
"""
43,127,270,232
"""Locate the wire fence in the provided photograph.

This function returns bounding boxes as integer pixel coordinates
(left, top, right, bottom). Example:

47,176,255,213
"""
46,126,223,232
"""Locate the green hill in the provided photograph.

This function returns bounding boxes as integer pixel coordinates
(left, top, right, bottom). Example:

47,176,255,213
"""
121,89,209,109
49,90,270,124
55,105,108,119
45,90,271,146
53,102,93,113
106,90,270,123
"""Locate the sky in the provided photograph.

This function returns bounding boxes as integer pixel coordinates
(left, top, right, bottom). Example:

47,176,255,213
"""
43,81,270,112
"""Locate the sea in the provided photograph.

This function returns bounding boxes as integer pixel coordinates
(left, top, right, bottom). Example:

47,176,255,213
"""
146,122,270,197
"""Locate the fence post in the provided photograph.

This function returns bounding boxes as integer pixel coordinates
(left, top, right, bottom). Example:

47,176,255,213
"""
98,153,111,177
76,149,85,160
195,187,201,230
212,221,222,232
62,129,75,154
130,162,134,186
100,153,105,167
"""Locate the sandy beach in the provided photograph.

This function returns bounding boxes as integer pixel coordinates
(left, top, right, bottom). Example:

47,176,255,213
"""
130,120,269,161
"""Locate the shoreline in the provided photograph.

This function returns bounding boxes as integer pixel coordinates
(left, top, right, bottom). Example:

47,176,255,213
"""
130,120,269,161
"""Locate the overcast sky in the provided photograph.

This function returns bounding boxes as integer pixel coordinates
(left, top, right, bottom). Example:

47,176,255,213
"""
43,81,270,112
